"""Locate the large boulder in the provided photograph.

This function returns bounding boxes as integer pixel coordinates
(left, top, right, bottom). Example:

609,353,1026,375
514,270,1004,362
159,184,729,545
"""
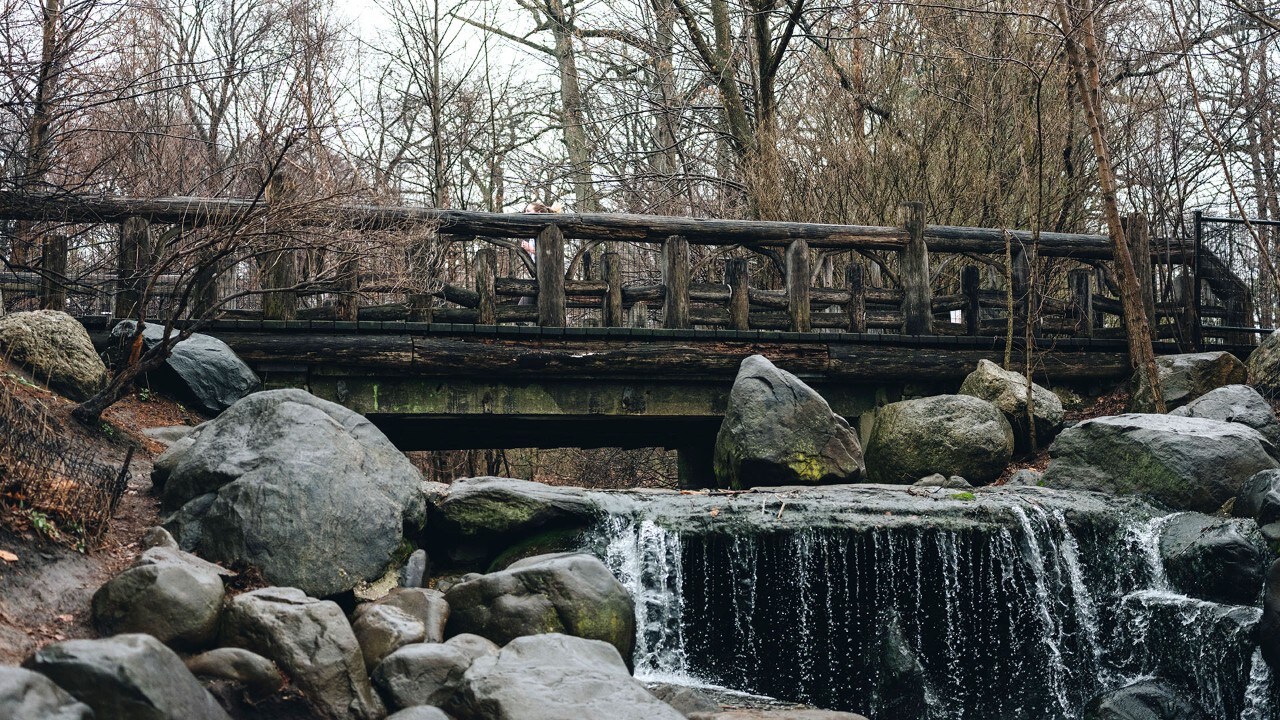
444,552,635,665
0,310,105,400
90,547,226,649
0,666,93,720
452,633,685,720
372,642,472,711
1233,470,1280,530
109,321,260,414
1169,384,1280,446
1131,351,1247,412
356,587,450,643
958,359,1065,453
864,395,1014,485
713,355,863,489
1039,414,1279,512
157,388,425,597
1082,679,1206,720
1248,330,1280,394
1158,513,1268,605
219,587,384,720
431,476,600,568
23,634,230,720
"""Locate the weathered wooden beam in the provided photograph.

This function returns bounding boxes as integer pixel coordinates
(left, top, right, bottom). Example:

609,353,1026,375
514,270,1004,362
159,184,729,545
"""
602,251,623,327
900,202,932,334
726,258,750,331
962,265,980,336
476,247,496,325
846,265,866,333
786,239,811,332
537,224,566,326
663,235,690,329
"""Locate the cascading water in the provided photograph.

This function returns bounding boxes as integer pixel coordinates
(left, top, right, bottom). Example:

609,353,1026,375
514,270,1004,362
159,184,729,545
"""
589,487,1279,719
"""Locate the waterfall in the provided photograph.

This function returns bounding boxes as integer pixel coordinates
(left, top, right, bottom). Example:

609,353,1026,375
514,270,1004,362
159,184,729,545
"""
588,492,1276,719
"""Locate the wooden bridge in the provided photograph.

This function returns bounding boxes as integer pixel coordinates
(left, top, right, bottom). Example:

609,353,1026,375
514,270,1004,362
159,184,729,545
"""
0,192,1264,479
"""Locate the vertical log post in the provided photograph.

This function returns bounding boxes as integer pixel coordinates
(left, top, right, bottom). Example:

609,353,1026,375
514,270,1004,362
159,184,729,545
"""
476,246,496,325
899,202,932,334
1177,269,1197,350
261,247,298,321
662,234,689,329
114,217,151,319
1127,213,1156,342
537,224,566,326
602,251,623,327
1012,246,1031,335
39,233,67,311
726,257,750,331
334,251,360,322
786,239,811,332
962,265,981,336
845,264,866,333
1069,267,1093,338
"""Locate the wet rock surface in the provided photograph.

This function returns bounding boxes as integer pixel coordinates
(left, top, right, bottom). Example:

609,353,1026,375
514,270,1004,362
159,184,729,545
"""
1158,513,1268,605
1082,679,1207,720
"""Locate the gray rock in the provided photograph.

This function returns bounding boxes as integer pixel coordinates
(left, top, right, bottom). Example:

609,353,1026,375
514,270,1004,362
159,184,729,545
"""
401,549,429,587
0,666,93,720
387,708,453,720
959,359,1065,453
142,425,195,447
1159,513,1268,605
23,634,230,720
357,587,450,643
864,395,1014,485
912,474,971,489
1082,679,1207,720
134,544,236,578
185,647,283,699
647,682,720,716
1234,470,1280,526
219,587,384,720
1132,351,1247,412
713,355,863,489
0,310,106,400
870,620,926,720
1169,384,1280,446
159,388,425,597
140,525,178,550
1249,331,1280,395
353,604,427,670
1005,469,1044,487
444,634,500,662
90,550,226,648
372,643,471,711
1040,414,1279,512
454,634,685,720
431,476,599,568
109,321,261,414
445,552,635,664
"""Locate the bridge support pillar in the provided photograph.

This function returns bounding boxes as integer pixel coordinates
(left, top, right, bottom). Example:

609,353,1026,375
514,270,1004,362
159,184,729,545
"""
677,444,717,490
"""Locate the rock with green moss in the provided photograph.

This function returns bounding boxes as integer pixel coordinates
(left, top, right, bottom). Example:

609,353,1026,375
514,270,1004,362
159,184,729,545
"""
713,355,863,489
1040,414,1278,512
0,310,106,400
864,395,1014,485
444,552,636,666
431,477,600,568
1131,351,1247,412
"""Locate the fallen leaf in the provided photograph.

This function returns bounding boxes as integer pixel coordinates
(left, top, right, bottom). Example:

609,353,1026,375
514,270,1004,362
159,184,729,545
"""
709,507,720,518
0,550,17,563
55,614,73,623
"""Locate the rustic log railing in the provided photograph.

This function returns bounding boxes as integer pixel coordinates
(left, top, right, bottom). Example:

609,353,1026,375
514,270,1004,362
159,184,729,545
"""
0,191,1259,347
